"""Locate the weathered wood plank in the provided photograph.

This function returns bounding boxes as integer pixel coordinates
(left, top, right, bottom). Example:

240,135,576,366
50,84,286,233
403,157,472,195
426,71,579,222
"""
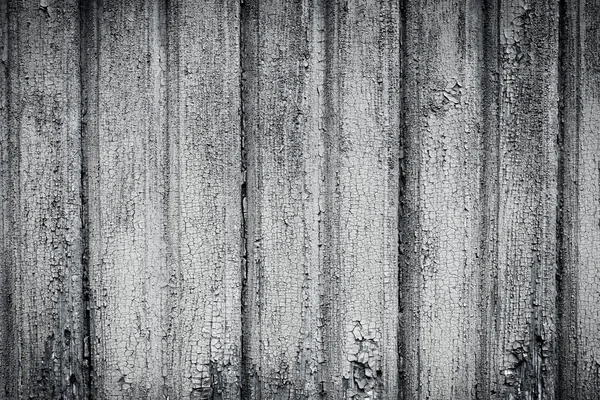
165,0,242,398
5,0,86,398
488,0,559,398
0,0,9,398
242,0,326,397
400,0,484,398
558,1,600,398
85,1,168,397
322,1,400,397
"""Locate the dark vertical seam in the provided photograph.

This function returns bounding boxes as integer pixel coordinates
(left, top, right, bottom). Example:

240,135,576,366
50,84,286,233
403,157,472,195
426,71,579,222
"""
239,0,249,397
479,0,501,397
1,0,13,398
493,0,502,396
557,0,580,398
572,0,581,394
397,0,405,398
78,0,93,397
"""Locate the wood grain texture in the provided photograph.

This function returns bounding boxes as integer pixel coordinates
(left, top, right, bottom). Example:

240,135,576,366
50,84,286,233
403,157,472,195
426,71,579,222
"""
0,0,8,398
166,0,242,398
85,1,168,397
400,0,484,398
322,1,400,398
488,0,559,398
5,0,86,398
558,1,600,398
3,2,600,399
242,1,399,398
242,0,326,397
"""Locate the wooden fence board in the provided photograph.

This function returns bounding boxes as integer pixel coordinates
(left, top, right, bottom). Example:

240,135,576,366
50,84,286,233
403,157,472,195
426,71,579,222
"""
400,1,484,398
5,0,85,398
242,0,326,398
322,1,400,398
490,1,559,398
559,1,600,398
166,0,242,398
85,1,168,397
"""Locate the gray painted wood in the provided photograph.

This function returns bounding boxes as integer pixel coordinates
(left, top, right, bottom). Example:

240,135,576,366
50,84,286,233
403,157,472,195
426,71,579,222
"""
1,1,599,399
322,1,400,398
85,1,168,397
0,0,9,398
400,0,484,398
5,0,86,398
559,1,600,398
489,1,559,398
242,0,326,397
166,0,242,397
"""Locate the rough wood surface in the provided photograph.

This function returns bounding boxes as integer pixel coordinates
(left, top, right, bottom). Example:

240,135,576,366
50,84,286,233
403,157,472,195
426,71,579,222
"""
488,1,559,398
0,0,9,398
5,0,86,398
242,0,326,397
85,1,168,397
322,1,400,398
558,1,600,398
400,1,484,398
2,2,600,399
243,1,399,398
166,0,242,398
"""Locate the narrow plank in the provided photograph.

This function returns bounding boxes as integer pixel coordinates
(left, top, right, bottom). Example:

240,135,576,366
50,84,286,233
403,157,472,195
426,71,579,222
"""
165,1,242,398
322,1,400,397
489,0,559,398
0,0,8,397
558,1,600,398
400,0,484,398
242,0,326,397
5,0,86,398
479,0,500,398
86,1,168,397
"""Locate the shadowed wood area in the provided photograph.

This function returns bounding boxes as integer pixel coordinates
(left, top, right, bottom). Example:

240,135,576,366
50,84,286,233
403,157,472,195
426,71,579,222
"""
1,0,599,399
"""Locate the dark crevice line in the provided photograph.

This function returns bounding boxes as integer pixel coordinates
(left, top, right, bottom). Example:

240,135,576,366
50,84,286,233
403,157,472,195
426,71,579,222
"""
479,0,500,397
0,0,9,398
78,0,98,397
556,0,580,398
239,0,249,397
397,0,408,398
78,0,91,397
397,0,404,397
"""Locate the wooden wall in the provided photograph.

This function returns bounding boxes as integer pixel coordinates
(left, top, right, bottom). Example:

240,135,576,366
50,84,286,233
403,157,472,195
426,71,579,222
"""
0,0,598,399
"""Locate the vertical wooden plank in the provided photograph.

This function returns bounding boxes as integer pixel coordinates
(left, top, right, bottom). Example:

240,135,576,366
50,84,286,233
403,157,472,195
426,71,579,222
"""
86,0,168,397
479,0,501,398
5,0,86,398
242,0,326,397
165,0,242,398
0,0,8,397
488,0,559,398
559,1,600,398
323,0,399,398
400,0,484,398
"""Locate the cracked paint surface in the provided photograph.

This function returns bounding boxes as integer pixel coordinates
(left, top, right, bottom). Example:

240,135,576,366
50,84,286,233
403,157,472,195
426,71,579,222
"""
558,1,600,399
400,0,483,398
1,1,599,399
4,1,86,398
